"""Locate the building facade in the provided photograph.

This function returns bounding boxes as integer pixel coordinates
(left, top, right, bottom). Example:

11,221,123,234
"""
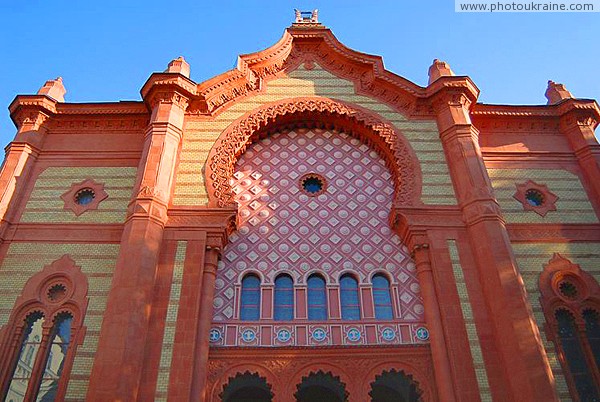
0,12,599,402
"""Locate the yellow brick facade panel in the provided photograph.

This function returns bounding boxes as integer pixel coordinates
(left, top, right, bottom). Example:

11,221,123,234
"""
173,64,456,206
21,167,137,224
488,168,598,224
513,242,600,401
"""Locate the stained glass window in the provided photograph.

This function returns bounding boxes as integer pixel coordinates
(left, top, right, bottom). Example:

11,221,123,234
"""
240,275,261,321
340,275,360,321
373,274,394,320
274,275,294,321
307,275,327,320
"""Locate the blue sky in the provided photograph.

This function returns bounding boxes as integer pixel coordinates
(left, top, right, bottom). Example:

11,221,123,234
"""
0,1,598,145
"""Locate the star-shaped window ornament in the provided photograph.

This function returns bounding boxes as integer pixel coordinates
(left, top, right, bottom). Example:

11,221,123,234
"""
513,180,558,217
61,179,109,216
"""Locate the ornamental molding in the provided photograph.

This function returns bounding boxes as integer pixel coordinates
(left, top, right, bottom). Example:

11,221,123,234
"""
205,97,422,208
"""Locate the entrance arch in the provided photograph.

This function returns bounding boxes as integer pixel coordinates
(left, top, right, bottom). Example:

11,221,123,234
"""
205,97,422,207
294,370,348,402
219,371,273,402
369,369,423,402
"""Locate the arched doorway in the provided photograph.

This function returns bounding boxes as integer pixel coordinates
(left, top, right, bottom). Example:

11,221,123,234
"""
294,370,348,402
369,369,423,402
220,371,273,402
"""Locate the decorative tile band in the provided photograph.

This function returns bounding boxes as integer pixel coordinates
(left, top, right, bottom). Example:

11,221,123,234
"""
447,240,492,402
209,321,428,347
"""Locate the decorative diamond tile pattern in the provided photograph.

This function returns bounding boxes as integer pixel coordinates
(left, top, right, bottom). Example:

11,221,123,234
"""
212,130,424,338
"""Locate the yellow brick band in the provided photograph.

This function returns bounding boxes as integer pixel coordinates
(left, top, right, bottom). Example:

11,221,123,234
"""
21,167,136,224
173,64,456,206
488,168,598,224
155,241,187,401
447,240,493,402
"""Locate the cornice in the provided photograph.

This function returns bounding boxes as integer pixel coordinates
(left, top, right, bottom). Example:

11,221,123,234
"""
473,99,600,122
54,101,147,115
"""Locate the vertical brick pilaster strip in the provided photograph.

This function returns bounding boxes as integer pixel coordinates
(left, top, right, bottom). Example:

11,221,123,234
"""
431,78,558,401
86,84,188,401
411,238,456,402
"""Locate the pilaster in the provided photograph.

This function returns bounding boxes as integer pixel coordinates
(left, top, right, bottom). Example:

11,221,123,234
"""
87,68,194,401
429,75,558,401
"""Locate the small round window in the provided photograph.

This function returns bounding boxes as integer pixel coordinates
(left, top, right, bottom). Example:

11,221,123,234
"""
47,283,68,303
525,189,544,207
299,173,326,196
558,281,578,301
75,188,95,205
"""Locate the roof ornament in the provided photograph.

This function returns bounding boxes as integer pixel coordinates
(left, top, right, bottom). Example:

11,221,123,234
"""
294,9,319,24
545,80,573,105
37,77,66,102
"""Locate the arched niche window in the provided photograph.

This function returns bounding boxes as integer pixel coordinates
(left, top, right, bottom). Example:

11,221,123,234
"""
274,274,294,321
340,274,360,321
240,274,261,321
307,274,327,321
0,255,88,402
372,274,394,320
539,253,600,401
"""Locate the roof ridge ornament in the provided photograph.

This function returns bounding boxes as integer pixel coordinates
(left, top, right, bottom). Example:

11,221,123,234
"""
293,9,322,27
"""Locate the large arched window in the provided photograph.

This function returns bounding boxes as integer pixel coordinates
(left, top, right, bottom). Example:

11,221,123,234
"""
274,274,294,321
372,274,394,320
539,254,600,401
0,255,87,402
340,274,360,321
307,274,327,321
240,274,261,321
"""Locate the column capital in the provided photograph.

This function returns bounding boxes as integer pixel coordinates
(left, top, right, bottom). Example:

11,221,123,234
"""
9,95,57,135
556,98,600,132
427,76,480,112
141,72,197,112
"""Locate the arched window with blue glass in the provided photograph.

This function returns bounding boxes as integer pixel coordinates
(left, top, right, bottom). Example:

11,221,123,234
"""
307,274,327,320
372,274,394,320
240,274,261,321
340,274,360,320
274,274,294,321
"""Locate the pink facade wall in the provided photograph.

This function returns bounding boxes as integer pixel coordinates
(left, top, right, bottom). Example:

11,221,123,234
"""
210,129,426,347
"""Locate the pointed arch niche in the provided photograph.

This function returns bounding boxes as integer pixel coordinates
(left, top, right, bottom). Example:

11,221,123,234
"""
205,97,422,208
0,255,88,401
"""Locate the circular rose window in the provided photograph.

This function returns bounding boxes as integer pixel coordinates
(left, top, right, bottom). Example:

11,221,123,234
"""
299,173,326,196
